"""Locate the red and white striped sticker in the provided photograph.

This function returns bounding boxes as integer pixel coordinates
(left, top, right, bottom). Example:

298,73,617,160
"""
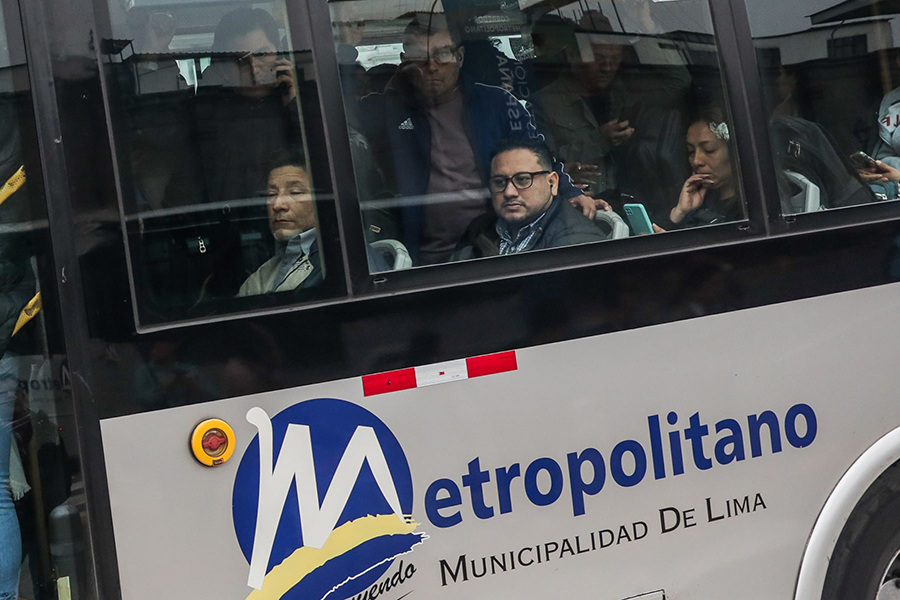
362,351,517,397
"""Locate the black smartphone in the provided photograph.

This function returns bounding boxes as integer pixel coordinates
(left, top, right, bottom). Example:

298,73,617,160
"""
849,151,878,170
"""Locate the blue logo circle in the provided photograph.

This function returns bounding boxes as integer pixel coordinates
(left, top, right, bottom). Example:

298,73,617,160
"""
233,398,417,599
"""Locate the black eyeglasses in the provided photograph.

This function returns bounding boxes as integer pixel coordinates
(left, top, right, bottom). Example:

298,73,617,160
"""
404,46,460,65
488,170,551,193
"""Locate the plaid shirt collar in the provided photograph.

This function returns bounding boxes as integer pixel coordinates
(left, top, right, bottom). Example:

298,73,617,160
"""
495,210,549,255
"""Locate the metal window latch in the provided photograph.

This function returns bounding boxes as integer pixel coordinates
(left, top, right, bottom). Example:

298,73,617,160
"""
788,140,802,157
198,237,207,254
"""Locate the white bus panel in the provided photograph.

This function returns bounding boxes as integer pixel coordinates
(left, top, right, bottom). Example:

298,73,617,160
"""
99,281,900,599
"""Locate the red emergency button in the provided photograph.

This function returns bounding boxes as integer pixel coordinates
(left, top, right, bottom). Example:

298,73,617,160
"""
202,429,228,455
191,419,236,467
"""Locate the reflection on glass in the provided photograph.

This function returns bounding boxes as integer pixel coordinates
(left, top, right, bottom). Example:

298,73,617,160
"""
331,0,744,272
0,138,28,600
0,3,91,596
746,0,892,214
103,1,344,324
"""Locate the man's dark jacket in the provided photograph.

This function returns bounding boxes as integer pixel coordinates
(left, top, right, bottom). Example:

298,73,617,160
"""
357,74,582,259
453,196,607,260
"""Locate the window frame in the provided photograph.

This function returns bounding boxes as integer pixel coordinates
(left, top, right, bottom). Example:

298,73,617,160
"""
92,0,355,330
62,0,900,335
304,0,771,297
733,0,900,237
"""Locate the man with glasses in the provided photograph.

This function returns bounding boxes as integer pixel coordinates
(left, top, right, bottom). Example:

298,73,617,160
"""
238,150,391,296
453,137,606,260
238,151,322,297
355,14,601,265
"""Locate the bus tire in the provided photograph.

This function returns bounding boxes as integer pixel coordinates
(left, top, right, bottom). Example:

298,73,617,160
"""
822,461,900,600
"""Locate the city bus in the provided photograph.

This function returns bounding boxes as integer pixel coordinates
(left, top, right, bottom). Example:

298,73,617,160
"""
4,0,900,598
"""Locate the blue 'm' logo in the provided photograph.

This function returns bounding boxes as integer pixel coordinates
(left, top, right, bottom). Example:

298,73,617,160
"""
232,398,425,599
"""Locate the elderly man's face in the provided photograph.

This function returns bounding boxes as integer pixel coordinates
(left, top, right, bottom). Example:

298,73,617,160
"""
490,148,558,231
577,42,624,92
401,30,463,104
267,165,316,242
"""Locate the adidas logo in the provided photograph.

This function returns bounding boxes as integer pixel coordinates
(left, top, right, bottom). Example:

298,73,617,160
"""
398,118,414,130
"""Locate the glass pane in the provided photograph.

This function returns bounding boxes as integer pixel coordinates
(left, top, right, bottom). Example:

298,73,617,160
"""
331,0,746,270
102,0,347,325
745,0,890,214
0,0,94,597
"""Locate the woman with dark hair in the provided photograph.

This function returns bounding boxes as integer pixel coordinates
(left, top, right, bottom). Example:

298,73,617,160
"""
658,109,745,229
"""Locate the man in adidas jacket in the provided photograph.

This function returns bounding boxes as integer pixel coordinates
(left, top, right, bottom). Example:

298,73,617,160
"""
356,15,600,265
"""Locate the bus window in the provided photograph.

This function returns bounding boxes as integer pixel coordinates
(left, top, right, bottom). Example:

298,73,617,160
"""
101,1,350,325
745,0,896,215
330,0,747,270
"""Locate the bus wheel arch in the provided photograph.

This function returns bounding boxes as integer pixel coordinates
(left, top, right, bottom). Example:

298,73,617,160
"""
821,460,900,599
795,426,900,600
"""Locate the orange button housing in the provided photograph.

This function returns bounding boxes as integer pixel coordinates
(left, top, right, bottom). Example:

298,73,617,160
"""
191,419,236,467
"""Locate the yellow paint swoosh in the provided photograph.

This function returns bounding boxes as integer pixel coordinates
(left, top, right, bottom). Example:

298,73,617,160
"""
13,292,41,337
0,165,24,208
247,514,420,600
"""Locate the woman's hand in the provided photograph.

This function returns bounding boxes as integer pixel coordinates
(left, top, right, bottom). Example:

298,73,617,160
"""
671,174,711,224
858,160,900,183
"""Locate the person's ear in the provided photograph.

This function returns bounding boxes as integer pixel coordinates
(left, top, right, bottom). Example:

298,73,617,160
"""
548,170,559,195
457,45,465,67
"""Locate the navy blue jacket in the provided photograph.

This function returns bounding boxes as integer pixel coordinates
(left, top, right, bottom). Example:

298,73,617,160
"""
358,74,581,259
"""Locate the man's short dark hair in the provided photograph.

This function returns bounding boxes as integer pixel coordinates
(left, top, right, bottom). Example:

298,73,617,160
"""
491,136,554,171
267,149,307,176
403,13,462,48
212,8,281,53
